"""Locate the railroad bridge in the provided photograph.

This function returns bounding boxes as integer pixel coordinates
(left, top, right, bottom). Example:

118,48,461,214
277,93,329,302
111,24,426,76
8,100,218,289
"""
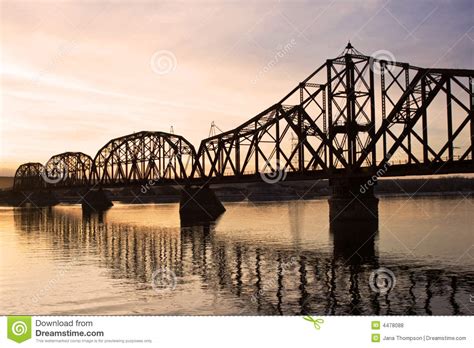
9,44,474,222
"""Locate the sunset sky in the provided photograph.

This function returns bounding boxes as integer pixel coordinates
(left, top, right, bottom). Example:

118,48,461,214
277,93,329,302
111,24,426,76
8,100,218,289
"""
1,0,473,176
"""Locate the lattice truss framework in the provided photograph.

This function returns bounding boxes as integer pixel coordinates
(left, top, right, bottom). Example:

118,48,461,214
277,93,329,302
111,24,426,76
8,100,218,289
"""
13,47,474,188
44,152,93,187
13,162,44,190
90,131,197,185
195,49,473,177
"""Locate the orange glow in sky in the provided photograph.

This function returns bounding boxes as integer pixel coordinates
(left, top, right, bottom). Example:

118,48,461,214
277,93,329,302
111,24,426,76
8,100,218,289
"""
1,0,472,175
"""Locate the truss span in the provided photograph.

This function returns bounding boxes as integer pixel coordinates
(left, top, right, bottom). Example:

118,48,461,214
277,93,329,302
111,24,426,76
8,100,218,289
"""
91,131,199,185
13,162,45,191
11,44,474,189
193,44,474,180
43,152,93,187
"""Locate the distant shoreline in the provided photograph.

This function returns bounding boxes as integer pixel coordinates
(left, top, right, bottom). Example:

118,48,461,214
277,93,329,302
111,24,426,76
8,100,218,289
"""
1,176,473,198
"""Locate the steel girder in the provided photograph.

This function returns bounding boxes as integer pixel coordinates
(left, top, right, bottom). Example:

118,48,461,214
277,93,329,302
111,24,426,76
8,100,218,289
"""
11,46,474,188
90,131,199,185
43,152,93,188
13,162,45,191
193,103,349,178
356,69,474,170
193,48,474,179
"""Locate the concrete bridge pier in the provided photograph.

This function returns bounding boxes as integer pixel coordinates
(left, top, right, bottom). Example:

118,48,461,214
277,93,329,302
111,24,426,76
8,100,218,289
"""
328,177,379,222
81,188,113,213
330,219,378,262
179,185,226,224
32,191,60,207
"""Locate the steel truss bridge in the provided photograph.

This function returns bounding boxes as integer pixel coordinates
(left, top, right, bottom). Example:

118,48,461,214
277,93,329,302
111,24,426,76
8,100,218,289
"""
13,44,474,191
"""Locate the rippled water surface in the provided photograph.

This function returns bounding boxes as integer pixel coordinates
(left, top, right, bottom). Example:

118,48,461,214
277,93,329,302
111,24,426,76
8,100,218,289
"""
1,196,473,315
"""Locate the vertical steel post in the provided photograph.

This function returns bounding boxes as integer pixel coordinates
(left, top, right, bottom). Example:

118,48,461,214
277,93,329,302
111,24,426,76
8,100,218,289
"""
326,60,334,169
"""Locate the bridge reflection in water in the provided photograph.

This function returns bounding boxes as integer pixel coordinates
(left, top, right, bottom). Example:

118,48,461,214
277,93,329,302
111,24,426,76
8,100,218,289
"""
14,205,472,315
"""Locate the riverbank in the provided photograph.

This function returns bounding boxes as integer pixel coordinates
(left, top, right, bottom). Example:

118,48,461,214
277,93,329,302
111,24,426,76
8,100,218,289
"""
1,176,473,205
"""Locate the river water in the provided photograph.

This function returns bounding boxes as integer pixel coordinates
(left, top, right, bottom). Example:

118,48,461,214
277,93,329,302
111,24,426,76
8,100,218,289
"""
1,196,473,315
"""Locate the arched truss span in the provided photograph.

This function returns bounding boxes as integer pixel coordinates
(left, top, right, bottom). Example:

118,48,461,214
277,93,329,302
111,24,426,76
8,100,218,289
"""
91,131,199,185
13,162,44,191
44,152,93,187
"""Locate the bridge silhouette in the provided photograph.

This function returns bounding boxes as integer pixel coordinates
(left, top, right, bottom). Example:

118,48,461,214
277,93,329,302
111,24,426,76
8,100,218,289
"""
8,43,474,222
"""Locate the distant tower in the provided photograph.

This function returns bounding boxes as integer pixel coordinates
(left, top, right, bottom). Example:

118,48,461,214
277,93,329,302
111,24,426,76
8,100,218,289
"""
208,121,223,137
